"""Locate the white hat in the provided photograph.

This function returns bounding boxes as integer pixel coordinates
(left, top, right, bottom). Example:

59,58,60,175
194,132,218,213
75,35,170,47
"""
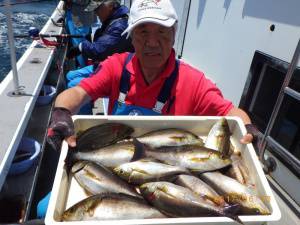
85,0,120,12
122,0,178,37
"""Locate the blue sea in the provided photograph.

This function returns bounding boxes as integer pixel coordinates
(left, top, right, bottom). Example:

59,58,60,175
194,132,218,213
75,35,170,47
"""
0,0,57,82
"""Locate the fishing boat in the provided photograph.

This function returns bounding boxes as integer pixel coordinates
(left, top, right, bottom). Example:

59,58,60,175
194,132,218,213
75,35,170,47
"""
0,0,299,224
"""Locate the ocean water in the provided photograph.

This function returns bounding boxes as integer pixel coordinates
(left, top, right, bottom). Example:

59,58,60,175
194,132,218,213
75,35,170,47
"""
0,0,57,82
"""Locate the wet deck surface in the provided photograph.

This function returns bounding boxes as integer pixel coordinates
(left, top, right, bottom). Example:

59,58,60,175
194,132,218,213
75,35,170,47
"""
0,44,67,221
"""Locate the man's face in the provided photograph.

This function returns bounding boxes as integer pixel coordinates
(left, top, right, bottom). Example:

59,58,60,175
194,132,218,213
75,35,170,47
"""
131,23,175,70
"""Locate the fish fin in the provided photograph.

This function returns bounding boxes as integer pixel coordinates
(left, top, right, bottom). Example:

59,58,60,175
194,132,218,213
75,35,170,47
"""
170,136,185,142
132,138,148,161
83,188,93,196
223,204,244,225
139,157,160,162
190,156,210,162
165,174,181,183
229,142,236,155
169,174,181,183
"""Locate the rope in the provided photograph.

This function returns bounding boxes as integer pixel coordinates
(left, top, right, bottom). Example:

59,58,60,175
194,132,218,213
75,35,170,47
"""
40,37,61,47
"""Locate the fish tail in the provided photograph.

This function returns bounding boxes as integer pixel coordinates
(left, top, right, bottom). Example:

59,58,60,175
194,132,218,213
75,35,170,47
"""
64,146,77,175
132,138,147,161
221,148,231,159
223,204,244,225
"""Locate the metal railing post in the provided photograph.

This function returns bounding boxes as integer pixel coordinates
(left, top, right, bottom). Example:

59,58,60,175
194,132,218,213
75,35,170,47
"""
4,0,23,96
259,39,300,167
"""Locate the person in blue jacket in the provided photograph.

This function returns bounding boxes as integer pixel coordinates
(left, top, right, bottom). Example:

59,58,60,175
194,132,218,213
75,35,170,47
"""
63,0,97,67
65,0,134,114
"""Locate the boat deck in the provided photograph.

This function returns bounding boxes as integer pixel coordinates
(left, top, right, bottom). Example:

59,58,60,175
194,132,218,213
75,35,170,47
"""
0,1,64,190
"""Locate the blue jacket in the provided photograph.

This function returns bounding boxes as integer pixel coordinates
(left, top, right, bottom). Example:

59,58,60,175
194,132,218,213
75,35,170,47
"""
80,5,134,62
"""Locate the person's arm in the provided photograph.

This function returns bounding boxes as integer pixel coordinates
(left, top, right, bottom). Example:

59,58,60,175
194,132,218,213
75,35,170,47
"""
189,69,260,146
66,28,124,60
80,19,129,60
226,107,260,145
48,53,118,150
226,107,251,124
47,87,91,150
55,86,91,114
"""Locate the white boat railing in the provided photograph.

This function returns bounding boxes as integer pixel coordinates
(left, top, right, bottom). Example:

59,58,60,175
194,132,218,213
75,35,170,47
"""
0,0,64,190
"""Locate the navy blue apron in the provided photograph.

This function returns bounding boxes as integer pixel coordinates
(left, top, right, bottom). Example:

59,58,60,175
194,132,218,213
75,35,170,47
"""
111,53,179,115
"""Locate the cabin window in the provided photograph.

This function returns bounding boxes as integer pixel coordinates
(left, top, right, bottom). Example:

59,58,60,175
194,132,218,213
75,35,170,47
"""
247,64,285,131
240,51,300,174
271,95,300,161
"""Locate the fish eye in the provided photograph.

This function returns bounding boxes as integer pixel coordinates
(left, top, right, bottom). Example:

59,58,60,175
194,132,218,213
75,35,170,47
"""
119,169,125,175
254,208,260,214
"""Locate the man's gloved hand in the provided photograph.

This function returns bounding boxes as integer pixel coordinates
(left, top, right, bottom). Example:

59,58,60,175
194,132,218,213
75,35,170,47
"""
67,46,81,59
47,107,75,151
242,124,263,152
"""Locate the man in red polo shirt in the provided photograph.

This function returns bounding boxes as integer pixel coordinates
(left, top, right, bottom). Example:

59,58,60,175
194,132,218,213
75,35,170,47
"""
47,0,258,151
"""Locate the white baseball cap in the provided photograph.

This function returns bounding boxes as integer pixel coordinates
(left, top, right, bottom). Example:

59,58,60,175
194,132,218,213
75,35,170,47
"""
122,0,178,38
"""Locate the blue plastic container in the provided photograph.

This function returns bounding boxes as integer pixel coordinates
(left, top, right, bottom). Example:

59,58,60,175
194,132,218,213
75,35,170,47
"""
9,137,41,175
36,85,56,106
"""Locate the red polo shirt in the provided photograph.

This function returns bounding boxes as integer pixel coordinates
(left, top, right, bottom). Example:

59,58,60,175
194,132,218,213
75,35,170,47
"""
79,50,233,115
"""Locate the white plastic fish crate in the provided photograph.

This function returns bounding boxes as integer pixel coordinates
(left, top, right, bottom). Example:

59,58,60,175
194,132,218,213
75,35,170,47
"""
45,116,281,225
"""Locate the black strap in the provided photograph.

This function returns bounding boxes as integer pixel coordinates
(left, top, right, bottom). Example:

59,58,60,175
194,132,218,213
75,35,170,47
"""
107,15,129,29
119,53,134,94
101,15,129,35
94,15,128,40
157,60,179,104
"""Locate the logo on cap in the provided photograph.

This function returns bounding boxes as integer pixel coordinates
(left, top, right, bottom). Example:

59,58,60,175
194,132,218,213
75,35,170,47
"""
138,0,161,8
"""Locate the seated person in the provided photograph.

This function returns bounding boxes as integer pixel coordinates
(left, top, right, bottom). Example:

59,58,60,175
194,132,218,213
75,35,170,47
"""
66,0,134,114
64,0,97,67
